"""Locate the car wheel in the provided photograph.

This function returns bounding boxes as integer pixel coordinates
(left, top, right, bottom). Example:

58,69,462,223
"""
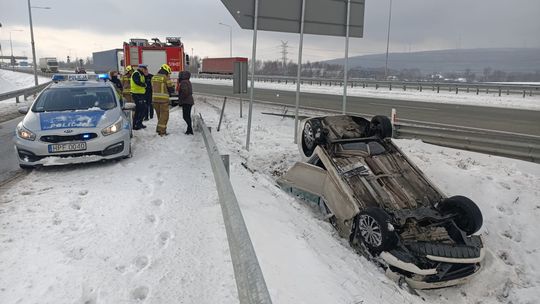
370,115,393,139
301,119,324,157
356,207,397,253
438,196,483,235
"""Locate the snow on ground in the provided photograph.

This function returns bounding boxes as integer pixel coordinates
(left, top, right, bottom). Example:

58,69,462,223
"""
1,93,539,303
0,110,238,304
194,95,540,304
0,70,49,123
191,77,540,111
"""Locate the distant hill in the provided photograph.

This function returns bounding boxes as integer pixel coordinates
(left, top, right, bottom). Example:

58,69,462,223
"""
324,48,540,74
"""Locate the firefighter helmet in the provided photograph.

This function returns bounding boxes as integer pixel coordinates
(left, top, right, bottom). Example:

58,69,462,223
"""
161,64,172,74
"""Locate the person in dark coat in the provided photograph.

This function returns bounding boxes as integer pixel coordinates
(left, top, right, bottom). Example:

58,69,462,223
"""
109,70,123,96
131,65,148,130
144,72,154,120
178,71,194,135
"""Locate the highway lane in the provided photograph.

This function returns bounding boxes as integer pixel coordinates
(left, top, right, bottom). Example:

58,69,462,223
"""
0,117,23,184
193,83,540,136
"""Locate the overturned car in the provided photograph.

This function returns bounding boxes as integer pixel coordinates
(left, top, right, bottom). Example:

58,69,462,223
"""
277,115,485,289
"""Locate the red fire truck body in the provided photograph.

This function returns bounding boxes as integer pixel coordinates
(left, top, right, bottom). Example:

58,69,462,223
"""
123,37,187,84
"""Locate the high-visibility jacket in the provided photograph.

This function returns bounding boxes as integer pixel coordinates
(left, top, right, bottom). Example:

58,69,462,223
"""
151,74,174,103
130,71,146,95
120,74,131,94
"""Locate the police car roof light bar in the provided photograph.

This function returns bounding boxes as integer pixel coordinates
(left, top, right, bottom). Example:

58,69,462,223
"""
52,74,89,82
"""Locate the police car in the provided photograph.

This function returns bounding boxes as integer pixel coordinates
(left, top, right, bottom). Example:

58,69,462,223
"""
14,74,134,169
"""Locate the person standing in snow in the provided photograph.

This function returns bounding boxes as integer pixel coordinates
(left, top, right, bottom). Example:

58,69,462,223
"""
131,64,148,130
178,71,194,135
144,71,154,121
109,70,123,96
151,64,175,136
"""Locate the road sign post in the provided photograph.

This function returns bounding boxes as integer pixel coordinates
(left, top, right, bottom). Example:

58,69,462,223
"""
221,0,365,150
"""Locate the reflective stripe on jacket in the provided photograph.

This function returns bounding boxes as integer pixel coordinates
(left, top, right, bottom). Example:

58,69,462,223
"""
151,74,174,102
130,71,146,95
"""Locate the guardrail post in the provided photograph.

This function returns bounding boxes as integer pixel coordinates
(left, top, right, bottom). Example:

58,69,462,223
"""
419,84,423,92
498,87,502,97
16,96,20,103
240,98,243,118
403,85,406,91
456,86,458,94
467,86,470,93
217,97,227,132
476,86,479,95
375,83,379,89
363,82,366,88
437,85,440,93
523,90,526,98
507,89,510,95
389,83,392,91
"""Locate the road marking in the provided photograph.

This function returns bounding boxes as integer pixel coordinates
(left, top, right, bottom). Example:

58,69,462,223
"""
369,102,438,111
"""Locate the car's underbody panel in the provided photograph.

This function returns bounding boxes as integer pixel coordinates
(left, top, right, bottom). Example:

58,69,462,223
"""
278,115,485,289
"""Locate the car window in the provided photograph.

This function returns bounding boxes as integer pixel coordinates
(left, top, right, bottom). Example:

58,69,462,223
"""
342,142,368,152
367,142,386,155
341,141,386,156
32,87,117,112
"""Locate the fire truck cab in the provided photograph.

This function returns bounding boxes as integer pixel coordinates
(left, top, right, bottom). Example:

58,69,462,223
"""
123,37,189,89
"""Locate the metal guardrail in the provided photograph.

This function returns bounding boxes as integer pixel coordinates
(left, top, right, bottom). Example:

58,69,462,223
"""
394,123,540,163
193,73,540,98
0,81,52,103
196,114,273,304
194,92,540,164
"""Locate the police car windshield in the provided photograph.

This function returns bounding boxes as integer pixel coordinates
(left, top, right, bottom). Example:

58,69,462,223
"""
32,87,117,112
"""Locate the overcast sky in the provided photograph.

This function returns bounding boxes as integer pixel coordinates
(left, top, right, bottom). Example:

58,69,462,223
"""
1,0,539,63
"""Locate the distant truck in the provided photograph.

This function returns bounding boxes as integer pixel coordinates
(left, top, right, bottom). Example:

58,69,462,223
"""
201,57,248,74
38,57,59,73
92,49,124,74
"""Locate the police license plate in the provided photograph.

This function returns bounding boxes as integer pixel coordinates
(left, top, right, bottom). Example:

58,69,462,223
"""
48,142,87,153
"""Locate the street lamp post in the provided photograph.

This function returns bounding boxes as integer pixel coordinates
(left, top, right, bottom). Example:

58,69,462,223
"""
9,29,23,70
28,0,51,86
218,22,232,57
384,0,393,79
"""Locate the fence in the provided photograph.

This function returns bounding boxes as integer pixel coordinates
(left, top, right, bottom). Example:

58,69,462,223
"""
193,74,540,98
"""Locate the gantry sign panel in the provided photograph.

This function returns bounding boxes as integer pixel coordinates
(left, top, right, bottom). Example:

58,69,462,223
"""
221,0,365,38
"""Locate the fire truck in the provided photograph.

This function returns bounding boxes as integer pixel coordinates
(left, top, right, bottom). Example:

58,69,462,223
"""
123,37,189,85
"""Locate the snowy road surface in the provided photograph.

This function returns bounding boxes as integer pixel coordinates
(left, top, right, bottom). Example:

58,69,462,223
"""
1,96,540,303
0,110,238,303
0,117,23,183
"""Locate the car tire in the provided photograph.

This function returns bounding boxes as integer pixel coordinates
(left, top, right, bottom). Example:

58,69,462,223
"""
438,196,483,235
301,119,324,157
369,115,393,139
356,207,397,253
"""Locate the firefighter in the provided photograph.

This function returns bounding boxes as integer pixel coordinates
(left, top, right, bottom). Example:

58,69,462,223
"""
151,64,175,136
178,71,194,135
121,65,134,103
131,64,148,130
